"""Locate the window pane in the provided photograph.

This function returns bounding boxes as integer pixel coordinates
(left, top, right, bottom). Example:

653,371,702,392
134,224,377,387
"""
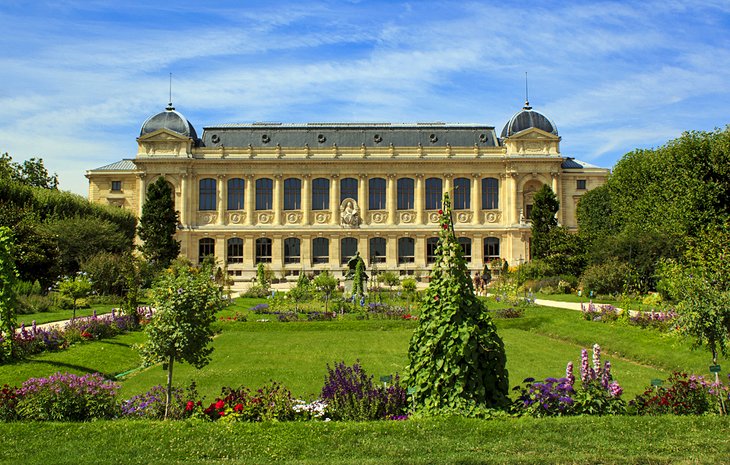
111,181,122,191
199,238,215,263
425,178,442,210
458,237,472,262
284,178,301,210
199,178,216,211
398,237,415,264
312,178,330,210
397,178,414,210
227,238,243,263
312,238,329,264
228,178,245,210
284,238,301,264
340,178,358,203
255,238,272,263
256,178,273,210
369,178,386,210
482,178,499,209
340,237,358,264
426,237,439,263
453,178,470,209
369,237,386,263
484,237,500,261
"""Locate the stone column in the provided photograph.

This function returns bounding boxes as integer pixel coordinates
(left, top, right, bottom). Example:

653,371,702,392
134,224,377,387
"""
215,235,226,266
358,174,368,224
551,172,561,225
136,173,147,218
331,235,342,270
415,174,425,225
360,234,370,268
217,174,226,225
386,174,397,225
507,173,518,225
414,235,426,269
243,235,255,268
443,173,453,201
472,234,484,270
386,235,398,269
301,174,311,226
301,234,311,269
471,173,480,225
273,174,282,226
330,175,340,225
245,175,255,226
271,235,282,270
179,173,188,226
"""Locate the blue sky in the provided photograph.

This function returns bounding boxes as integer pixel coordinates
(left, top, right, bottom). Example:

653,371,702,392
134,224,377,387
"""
1,0,728,195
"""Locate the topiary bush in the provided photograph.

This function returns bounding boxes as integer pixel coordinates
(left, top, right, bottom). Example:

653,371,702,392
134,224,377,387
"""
407,194,509,414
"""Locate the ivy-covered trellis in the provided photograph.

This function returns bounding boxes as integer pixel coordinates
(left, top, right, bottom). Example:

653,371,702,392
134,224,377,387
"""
406,194,509,414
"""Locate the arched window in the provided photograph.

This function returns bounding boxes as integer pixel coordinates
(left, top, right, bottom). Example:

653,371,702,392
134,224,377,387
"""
453,177,470,210
199,178,216,211
283,178,301,210
312,238,329,264
227,238,243,264
369,237,386,264
284,237,300,264
397,178,414,210
255,178,273,210
312,178,330,210
482,177,499,209
255,238,272,263
340,177,358,203
198,238,215,263
426,237,439,263
340,237,358,264
425,178,442,210
458,237,472,262
369,178,386,210
484,237,500,261
227,178,245,210
398,237,415,264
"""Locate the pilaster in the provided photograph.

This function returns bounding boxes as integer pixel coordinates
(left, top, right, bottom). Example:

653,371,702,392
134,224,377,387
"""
244,175,255,226
330,175,340,225
386,174,397,225
471,173,480,225
216,174,226,225
415,174,425,225
273,174,282,226
301,174,311,226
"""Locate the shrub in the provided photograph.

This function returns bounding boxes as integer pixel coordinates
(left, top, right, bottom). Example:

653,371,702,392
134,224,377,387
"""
243,284,270,298
629,309,678,332
15,294,53,314
0,384,20,421
401,278,417,293
15,372,119,421
581,302,620,322
13,279,42,297
629,372,728,415
494,307,524,319
321,361,407,421
514,259,559,285
203,382,296,422
580,259,633,295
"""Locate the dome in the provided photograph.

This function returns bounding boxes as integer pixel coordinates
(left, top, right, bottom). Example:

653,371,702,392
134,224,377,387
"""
140,104,198,140
500,101,558,138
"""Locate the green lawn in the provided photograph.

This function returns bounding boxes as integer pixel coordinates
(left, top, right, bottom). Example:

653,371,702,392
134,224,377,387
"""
1,416,727,464
17,305,118,326
533,293,665,312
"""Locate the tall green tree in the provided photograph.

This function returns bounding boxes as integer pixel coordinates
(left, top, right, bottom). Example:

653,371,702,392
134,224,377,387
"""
530,185,560,259
0,227,18,360
407,194,509,414
140,261,226,419
137,177,180,269
0,153,58,189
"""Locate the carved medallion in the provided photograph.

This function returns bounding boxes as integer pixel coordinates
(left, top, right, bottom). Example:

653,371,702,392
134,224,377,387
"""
229,213,243,224
484,211,501,223
456,212,473,223
428,211,440,223
370,212,388,224
286,212,303,224
400,211,415,223
314,212,331,224
258,212,273,224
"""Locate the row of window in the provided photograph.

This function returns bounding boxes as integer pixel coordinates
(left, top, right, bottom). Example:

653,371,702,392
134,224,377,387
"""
197,177,501,211
199,237,501,265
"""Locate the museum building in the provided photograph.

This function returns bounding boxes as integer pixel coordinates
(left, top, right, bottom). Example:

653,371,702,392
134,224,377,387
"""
86,100,609,286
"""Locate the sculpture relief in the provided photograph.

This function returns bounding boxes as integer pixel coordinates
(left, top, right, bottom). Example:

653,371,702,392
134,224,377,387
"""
484,211,502,223
370,212,388,224
199,213,217,225
428,211,441,223
455,211,473,223
340,199,361,228
286,212,303,224
258,212,273,224
400,211,415,223
229,212,245,224
314,212,332,224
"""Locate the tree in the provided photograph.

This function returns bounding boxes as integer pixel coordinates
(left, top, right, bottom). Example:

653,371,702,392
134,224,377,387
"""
137,177,180,269
0,227,18,360
407,194,509,414
313,271,338,313
140,261,226,419
530,185,560,259
57,273,92,320
0,153,58,189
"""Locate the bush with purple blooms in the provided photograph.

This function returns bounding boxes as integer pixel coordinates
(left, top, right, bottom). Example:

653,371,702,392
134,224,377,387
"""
628,309,678,332
629,372,729,415
581,301,620,322
321,361,407,421
121,384,187,420
14,372,120,421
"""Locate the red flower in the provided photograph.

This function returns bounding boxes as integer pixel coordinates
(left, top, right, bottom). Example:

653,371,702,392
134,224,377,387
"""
219,411,226,416
81,331,93,339
215,399,225,410
185,401,194,411
434,295,439,301
441,223,448,229
234,403,244,412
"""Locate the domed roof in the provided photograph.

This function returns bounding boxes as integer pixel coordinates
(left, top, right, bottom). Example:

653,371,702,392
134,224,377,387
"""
501,101,558,138
140,104,198,140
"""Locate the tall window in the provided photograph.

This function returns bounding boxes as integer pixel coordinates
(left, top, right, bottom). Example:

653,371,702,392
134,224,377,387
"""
283,178,301,210
482,177,499,209
484,237,500,261
312,178,330,210
426,237,439,263
425,178,442,210
458,237,472,262
340,237,358,264
228,178,245,210
255,178,273,210
227,238,243,264
284,238,300,264
198,238,215,263
453,177,470,209
255,238,272,263
397,178,414,210
340,177,358,203
369,237,386,264
398,237,415,264
369,178,386,210
312,238,329,264
199,178,216,211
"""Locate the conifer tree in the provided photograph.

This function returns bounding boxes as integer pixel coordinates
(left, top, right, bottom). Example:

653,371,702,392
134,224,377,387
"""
137,177,180,269
407,194,509,414
530,185,560,259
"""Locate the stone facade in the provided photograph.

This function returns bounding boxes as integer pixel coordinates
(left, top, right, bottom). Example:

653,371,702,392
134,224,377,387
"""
86,103,609,287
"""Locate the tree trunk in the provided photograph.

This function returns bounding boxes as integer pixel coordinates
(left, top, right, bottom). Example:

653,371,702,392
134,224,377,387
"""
165,355,174,420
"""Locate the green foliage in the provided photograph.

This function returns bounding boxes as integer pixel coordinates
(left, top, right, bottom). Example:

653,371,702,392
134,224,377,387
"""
80,252,128,296
0,227,19,359
57,273,93,319
352,258,365,297
407,194,509,414
580,258,634,296
137,177,180,269
401,278,417,294
287,273,312,312
0,153,58,189
530,185,559,259
313,271,338,313
256,263,269,289
378,271,399,289
140,261,226,418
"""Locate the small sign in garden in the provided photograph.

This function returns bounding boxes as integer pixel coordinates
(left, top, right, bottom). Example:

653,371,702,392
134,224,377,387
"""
709,365,721,373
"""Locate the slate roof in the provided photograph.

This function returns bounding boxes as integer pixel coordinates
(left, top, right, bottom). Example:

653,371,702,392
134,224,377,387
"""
140,106,198,141
199,123,498,148
501,103,558,138
91,159,136,171
561,158,602,169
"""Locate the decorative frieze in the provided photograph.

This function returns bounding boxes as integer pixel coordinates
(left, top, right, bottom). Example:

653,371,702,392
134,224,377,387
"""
369,211,388,224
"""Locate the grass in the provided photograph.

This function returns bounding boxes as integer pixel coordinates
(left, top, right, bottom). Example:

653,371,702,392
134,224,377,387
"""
0,416,727,464
17,305,117,326
533,293,664,312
